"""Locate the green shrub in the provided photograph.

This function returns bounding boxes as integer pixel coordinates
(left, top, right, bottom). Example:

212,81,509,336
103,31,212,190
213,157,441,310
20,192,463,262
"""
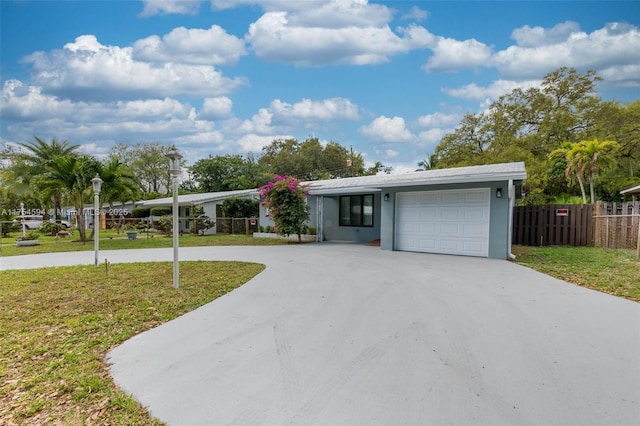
151,207,172,217
39,221,65,235
131,207,151,218
189,206,215,235
221,197,259,218
155,215,173,236
19,230,40,240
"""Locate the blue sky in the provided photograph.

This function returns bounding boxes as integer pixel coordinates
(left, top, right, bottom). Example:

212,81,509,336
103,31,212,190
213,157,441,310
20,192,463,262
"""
2,0,639,172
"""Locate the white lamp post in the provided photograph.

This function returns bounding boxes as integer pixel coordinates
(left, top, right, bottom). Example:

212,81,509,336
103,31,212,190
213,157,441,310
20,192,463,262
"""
167,149,183,288
91,174,103,268
20,201,26,238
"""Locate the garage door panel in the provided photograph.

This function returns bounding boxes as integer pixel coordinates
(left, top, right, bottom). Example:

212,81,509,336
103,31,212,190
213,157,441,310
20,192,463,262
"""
419,223,436,234
419,208,437,220
396,189,490,257
463,223,487,236
441,207,461,220
464,207,487,221
439,223,460,235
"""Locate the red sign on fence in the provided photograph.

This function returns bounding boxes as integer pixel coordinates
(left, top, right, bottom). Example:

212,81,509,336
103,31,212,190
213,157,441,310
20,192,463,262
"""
556,209,569,216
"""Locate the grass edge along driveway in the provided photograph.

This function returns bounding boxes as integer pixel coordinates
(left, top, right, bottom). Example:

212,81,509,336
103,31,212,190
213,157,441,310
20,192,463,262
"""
512,245,640,302
0,261,265,425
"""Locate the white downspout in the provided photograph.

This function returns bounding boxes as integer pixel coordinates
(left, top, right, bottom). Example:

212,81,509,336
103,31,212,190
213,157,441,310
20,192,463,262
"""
508,179,516,259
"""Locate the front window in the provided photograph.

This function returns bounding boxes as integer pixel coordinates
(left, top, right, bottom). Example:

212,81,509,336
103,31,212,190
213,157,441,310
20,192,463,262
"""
339,194,374,227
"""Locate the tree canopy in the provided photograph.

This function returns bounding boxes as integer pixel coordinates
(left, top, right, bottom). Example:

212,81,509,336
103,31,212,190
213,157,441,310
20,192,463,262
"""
258,137,366,180
433,67,639,203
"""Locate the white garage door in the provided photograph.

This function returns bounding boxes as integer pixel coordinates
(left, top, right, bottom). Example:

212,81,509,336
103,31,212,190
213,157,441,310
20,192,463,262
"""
395,188,490,257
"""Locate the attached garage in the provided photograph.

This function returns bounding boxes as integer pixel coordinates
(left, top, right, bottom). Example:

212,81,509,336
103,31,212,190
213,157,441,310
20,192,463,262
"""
267,161,527,260
395,188,490,257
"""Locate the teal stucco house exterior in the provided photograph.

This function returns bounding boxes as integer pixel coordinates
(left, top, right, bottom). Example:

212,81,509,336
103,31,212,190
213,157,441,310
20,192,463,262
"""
260,162,526,260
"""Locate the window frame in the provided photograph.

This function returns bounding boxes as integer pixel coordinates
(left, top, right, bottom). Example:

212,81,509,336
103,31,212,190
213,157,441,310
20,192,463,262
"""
339,194,374,227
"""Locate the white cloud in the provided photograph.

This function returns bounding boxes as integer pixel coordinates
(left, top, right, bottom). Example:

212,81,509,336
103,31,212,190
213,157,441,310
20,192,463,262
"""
443,79,540,102
236,108,276,134
139,0,202,16
401,6,428,22
0,79,221,151
599,64,640,88
417,112,460,128
493,22,640,81
247,11,413,66
235,133,293,153
417,128,448,145
423,37,492,72
23,35,247,101
200,97,233,119
385,149,399,158
270,97,359,121
360,116,414,142
511,21,581,47
133,25,246,65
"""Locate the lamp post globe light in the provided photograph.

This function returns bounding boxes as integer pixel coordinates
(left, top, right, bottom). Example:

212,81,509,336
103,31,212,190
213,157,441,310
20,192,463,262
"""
91,174,103,268
166,149,183,289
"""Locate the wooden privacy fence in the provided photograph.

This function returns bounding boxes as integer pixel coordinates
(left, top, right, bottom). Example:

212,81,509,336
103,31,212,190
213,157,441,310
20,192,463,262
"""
513,202,640,250
512,204,594,246
215,217,259,235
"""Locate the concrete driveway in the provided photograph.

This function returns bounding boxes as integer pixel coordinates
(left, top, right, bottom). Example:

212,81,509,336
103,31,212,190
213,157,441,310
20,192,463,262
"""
4,244,640,424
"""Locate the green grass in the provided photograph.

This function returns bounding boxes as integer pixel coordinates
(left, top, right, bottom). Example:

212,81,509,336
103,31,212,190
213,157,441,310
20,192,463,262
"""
0,261,265,425
0,230,290,257
512,245,640,302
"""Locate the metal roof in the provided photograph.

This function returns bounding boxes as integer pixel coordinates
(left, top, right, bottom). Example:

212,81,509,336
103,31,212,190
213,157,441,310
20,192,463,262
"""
138,188,258,207
620,184,640,195
304,162,527,195
136,162,527,205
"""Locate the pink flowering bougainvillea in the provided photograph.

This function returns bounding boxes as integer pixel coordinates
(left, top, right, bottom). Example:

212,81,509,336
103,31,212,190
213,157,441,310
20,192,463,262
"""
259,175,310,241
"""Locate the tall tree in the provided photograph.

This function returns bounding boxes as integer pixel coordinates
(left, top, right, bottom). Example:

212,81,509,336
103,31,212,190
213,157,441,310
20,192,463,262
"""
549,142,589,204
10,137,79,219
549,139,618,203
417,153,439,170
189,154,270,192
43,155,100,241
577,139,619,202
259,137,364,180
434,67,606,203
109,142,179,197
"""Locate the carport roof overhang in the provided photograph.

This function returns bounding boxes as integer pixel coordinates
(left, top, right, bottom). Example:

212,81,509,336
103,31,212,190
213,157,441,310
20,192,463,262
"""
138,189,258,207
620,184,640,196
305,162,527,196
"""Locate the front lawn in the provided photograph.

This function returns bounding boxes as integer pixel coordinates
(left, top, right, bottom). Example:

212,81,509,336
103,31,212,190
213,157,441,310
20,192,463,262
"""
0,261,265,425
512,245,640,302
0,230,289,257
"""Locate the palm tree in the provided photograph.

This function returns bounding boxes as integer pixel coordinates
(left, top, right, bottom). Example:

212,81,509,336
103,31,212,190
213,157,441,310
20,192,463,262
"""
549,139,619,203
576,139,619,203
14,137,79,220
417,153,439,171
549,142,588,204
43,154,99,242
95,159,139,233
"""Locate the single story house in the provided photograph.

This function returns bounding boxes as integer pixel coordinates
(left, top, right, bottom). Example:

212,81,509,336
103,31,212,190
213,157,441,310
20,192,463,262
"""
260,161,526,259
620,184,640,202
137,189,258,234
